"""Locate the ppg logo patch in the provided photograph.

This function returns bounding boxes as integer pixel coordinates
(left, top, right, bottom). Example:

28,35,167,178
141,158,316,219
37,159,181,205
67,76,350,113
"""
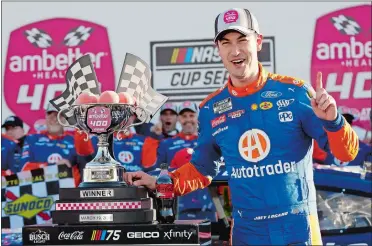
279,111,293,122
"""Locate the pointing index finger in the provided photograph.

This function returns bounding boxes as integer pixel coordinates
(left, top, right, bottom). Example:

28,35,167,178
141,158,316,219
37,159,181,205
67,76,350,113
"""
316,72,323,90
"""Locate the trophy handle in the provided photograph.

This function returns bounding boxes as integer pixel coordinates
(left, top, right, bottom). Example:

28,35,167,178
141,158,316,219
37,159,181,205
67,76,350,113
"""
116,106,148,141
57,108,76,128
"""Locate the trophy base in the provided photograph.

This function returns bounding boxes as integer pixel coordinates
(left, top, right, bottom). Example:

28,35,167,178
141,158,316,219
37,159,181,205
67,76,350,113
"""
78,181,127,188
52,209,156,225
59,186,149,200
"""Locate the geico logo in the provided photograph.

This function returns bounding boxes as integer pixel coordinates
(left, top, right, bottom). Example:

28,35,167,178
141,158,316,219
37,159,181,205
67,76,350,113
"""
127,232,159,239
9,48,106,72
238,129,270,162
4,198,53,214
316,37,371,60
231,161,296,178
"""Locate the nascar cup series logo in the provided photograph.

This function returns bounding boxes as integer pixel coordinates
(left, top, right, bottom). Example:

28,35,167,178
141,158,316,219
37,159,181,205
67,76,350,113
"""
4,18,115,131
311,5,371,131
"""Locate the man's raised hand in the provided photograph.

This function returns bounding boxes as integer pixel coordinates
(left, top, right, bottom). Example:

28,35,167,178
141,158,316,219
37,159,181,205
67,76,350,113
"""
310,72,338,121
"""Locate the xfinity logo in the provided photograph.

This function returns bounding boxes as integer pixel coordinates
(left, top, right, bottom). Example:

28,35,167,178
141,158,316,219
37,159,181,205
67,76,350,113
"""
164,229,193,240
127,232,159,239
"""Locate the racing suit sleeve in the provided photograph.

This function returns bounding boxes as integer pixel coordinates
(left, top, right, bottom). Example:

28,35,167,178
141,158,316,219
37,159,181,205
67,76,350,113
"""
169,106,222,196
141,137,160,171
299,84,359,162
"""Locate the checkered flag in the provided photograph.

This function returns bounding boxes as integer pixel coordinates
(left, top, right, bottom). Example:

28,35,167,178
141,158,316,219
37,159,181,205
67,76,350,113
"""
116,53,168,123
49,54,100,124
24,28,53,48
63,25,94,47
331,15,361,35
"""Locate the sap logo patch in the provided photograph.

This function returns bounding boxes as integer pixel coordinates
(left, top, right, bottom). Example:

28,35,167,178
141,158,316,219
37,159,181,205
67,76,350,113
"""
211,115,226,128
279,111,293,122
228,109,245,119
213,98,232,114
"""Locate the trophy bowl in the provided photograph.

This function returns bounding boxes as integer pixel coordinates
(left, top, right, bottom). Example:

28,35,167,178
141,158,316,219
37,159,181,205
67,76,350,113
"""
57,103,148,188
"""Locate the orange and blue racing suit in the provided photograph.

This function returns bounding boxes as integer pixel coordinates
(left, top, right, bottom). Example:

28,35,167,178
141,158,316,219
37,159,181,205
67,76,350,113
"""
168,63,359,245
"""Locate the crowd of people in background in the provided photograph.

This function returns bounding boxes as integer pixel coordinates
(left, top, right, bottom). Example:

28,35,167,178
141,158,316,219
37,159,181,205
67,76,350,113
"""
1,99,371,221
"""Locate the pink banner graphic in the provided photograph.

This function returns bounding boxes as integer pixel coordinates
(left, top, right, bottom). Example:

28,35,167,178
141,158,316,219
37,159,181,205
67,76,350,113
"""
311,5,371,138
4,18,115,133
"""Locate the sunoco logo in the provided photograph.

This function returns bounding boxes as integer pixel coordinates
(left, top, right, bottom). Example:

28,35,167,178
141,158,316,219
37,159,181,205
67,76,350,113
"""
4,18,115,131
4,193,54,219
311,5,371,132
150,38,276,102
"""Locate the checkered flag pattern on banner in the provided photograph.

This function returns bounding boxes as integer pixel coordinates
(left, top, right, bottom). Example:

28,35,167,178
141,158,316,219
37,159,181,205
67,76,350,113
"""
331,15,361,35
1,165,75,229
24,28,53,48
63,25,94,47
116,53,168,123
49,54,100,125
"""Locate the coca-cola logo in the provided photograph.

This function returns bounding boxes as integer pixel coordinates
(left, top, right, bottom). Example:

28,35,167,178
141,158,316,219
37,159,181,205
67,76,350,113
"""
211,115,226,128
58,231,84,240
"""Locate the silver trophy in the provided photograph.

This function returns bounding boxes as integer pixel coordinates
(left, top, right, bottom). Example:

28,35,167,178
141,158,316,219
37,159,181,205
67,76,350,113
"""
57,103,148,187
50,53,168,188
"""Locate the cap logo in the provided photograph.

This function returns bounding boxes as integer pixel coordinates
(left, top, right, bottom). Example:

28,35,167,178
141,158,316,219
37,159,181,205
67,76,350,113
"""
224,10,239,24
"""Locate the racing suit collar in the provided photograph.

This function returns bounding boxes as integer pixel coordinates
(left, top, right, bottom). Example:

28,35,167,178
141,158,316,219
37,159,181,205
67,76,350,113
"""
227,62,269,97
178,132,198,141
41,130,68,140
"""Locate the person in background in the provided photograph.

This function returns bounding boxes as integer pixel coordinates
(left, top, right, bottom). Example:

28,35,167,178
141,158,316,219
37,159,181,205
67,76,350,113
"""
20,103,94,186
149,103,179,140
1,116,26,173
314,113,372,167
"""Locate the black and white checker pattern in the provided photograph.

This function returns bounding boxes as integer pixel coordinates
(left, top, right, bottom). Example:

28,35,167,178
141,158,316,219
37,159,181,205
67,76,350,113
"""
24,28,53,48
331,15,361,35
63,25,94,47
49,54,100,124
1,165,75,229
116,53,168,123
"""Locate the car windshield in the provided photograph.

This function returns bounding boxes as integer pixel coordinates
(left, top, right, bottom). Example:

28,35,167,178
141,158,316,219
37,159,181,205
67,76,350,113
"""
317,190,371,231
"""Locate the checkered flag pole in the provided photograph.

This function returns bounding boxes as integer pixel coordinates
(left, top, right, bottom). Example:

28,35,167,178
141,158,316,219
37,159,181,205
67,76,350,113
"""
49,54,101,125
331,15,361,35
116,53,168,123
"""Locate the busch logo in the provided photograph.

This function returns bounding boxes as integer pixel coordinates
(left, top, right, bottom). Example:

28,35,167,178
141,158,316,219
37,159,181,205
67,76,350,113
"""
4,18,115,131
29,229,50,244
58,231,84,240
211,114,226,128
311,5,371,131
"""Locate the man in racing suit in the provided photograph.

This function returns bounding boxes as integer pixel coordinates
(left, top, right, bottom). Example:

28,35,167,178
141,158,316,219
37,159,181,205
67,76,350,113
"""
124,8,359,245
20,103,94,186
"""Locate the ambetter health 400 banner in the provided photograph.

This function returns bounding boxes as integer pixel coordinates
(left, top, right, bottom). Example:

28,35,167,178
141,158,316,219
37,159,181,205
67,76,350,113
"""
311,5,371,141
3,18,116,132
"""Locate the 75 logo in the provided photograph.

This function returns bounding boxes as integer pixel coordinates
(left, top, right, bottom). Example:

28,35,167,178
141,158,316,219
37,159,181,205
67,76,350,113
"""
91,230,121,241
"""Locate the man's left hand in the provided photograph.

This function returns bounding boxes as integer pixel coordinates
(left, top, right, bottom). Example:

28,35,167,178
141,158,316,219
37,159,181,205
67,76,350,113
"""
310,72,337,121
